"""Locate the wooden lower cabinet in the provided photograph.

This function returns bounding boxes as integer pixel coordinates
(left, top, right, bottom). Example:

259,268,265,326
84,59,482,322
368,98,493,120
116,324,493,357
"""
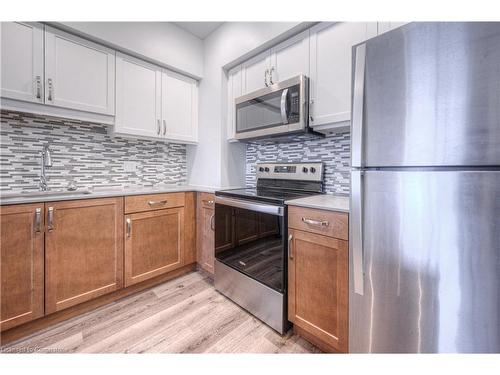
124,207,184,286
1,204,45,331
288,228,349,353
196,193,215,274
45,198,124,314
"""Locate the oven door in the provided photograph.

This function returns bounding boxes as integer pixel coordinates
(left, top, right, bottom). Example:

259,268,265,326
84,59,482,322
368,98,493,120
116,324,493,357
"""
234,75,308,140
214,196,286,293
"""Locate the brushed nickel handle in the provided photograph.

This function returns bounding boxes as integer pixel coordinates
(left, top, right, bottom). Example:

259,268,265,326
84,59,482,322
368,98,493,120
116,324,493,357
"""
269,66,275,85
126,218,131,239
309,99,314,122
47,207,54,231
210,214,215,231
162,120,166,136
35,75,42,99
157,119,161,135
34,207,42,233
148,200,167,206
288,234,293,260
264,69,269,87
202,199,214,206
302,217,329,227
47,78,53,102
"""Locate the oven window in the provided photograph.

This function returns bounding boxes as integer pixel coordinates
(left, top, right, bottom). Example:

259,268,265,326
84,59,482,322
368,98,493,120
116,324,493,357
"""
236,89,285,133
214,204,285,292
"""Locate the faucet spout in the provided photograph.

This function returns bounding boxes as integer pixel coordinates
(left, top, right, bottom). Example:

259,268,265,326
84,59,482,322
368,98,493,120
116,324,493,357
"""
39,145,53,191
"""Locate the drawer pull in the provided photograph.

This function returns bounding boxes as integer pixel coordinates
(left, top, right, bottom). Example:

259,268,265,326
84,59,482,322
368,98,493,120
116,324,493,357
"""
210,214,215,231
302,217,329,227
203,199,214,206
288,234,293,260
148,200,167,206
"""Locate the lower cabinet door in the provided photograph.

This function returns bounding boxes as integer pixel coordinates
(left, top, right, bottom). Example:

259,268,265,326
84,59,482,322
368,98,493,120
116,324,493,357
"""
1,204,44,331
288,229,349,352
124,207,184,286
197,197,215,274
45,198,124,314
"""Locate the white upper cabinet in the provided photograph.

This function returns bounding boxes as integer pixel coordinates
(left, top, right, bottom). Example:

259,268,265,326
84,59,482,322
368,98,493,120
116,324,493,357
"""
44,26,115,115
270,30,310,83
309,22,377,130
161,70,198,144
377,22,409,35
115,53,162,139
241,50,272,95
226,65,242,141
0,22,44,103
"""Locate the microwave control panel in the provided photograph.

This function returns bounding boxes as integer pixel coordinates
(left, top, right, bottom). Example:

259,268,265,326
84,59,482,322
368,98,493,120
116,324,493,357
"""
288,85,300,123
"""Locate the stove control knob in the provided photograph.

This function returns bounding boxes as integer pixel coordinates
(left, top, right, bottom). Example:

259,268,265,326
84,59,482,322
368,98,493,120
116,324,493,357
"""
259,167,264,172
310,167,316,173
264,167,270,172
302,167,309,173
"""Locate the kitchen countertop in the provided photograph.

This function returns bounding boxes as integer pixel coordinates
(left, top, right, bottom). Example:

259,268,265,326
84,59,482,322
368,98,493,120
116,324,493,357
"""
0,184,241,206
285,194,350,213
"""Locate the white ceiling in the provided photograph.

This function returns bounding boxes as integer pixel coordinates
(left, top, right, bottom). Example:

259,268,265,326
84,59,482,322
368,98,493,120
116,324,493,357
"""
173,22,224,39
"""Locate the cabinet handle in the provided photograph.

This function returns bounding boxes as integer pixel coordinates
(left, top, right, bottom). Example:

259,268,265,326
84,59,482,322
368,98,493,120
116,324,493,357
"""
163,120,166,136
202,199,214,206
269,67,275,85
309,99,314,122
47,207,54,231
210,214,215,231
264,69,269,87
126,218,132,238
157,120,161,135
148,200,167,206
302,217,329,227
34,207,42,233
35,75,42,99
288,234,293,259
47,78,54,102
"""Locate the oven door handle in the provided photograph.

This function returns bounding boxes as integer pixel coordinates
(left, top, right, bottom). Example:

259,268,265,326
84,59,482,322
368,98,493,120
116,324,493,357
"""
215,196,284,216
280,88,289,125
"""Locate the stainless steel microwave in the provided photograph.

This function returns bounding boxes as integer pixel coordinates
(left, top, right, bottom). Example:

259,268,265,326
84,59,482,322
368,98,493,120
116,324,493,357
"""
234,75,309,141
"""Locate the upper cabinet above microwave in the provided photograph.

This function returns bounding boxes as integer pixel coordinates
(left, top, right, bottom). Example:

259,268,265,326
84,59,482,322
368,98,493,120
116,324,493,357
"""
1,23,115,117
241,30,310,96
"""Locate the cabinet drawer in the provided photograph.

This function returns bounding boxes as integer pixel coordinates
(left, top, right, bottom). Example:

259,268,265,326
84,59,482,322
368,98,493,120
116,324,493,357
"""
288,206,348,240
125,192,185,214
198,192,215,209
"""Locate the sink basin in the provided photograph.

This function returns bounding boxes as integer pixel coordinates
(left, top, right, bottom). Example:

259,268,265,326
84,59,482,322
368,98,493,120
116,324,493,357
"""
1,189,92,199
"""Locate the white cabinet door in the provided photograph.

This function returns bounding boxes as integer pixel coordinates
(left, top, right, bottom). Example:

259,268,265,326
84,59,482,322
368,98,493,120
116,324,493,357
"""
115,53,162,139
309,22,377,128
377,22,409,35
270,30,310,83
44,26,115,115
0,22,44,103
226,65,242,141
161,70,198,143
241,50,271,95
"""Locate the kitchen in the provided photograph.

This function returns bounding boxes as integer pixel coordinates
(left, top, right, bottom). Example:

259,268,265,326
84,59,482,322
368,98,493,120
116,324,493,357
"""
1,0,499,372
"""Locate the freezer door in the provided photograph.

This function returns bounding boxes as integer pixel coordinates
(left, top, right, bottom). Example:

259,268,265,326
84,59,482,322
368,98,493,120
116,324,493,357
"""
357,23,500,167
349,170,500,353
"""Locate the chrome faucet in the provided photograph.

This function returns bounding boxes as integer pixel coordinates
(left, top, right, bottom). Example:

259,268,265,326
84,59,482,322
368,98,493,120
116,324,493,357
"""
39,145,53,191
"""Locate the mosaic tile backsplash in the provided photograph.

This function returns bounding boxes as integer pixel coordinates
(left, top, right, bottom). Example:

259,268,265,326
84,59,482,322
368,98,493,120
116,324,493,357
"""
0,110,187,192
245,132,351,195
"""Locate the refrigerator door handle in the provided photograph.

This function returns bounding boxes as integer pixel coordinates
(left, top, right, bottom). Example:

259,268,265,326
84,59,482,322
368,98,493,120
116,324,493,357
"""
351,43,366,168
351,170,364,295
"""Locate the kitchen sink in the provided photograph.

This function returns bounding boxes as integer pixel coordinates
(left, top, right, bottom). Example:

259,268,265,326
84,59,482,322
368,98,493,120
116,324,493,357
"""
1,189,93,199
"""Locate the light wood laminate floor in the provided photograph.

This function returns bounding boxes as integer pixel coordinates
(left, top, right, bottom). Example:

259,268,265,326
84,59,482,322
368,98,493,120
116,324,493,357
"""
2,271,320,353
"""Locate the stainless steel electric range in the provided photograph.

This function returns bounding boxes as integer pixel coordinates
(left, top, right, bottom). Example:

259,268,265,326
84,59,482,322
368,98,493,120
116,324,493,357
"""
214,162,324,334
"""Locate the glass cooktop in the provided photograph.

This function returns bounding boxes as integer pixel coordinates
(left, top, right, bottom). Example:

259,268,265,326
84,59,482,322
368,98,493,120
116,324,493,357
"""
215,187,320,205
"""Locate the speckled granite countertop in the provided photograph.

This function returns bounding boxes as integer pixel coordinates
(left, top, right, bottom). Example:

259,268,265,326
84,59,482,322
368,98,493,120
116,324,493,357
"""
285,194,349,213
0,184,241,206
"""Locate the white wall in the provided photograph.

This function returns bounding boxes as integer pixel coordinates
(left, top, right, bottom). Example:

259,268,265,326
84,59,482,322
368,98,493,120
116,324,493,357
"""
56,22,204,79
187,22,313,188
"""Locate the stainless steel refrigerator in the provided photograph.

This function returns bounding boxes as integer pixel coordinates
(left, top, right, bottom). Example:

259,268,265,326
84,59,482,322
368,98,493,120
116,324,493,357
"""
349,22,500,353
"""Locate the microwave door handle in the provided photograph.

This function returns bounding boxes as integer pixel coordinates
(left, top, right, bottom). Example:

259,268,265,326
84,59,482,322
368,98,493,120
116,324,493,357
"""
280,88,289,125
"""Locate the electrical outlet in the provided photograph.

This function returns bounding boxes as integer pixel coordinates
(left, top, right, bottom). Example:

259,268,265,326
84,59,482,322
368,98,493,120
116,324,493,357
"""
123,161,137,172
